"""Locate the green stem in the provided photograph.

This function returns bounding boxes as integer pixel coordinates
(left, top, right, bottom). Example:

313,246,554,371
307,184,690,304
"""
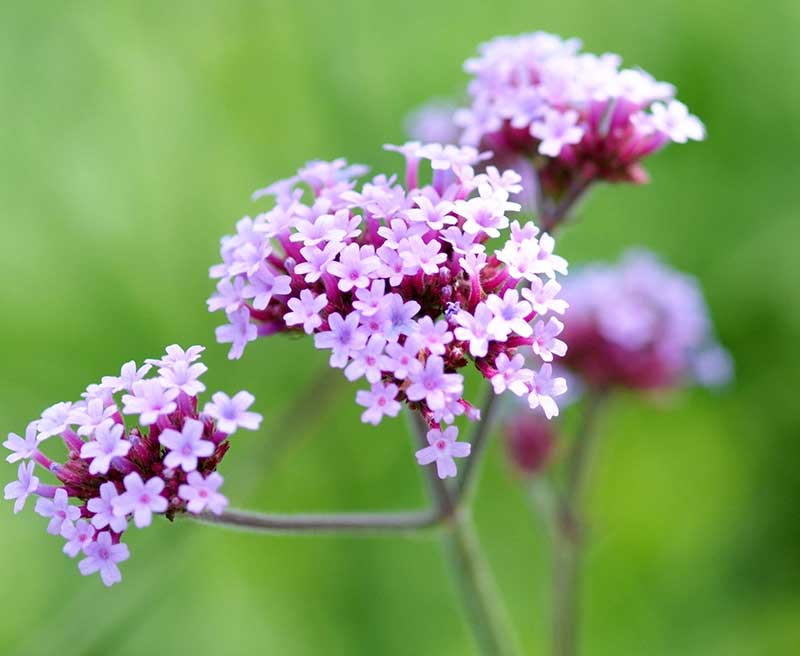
444,510,521,656
552,391,606,656
408,407,520,656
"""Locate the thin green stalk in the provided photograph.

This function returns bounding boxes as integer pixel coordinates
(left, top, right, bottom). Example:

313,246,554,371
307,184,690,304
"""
408,408,521,656
551,391,606,656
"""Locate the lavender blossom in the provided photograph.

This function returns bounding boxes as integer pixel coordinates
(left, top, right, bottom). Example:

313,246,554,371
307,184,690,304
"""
560,249,731,390
453,32,705,201
3,345,263,586
208,145,570,478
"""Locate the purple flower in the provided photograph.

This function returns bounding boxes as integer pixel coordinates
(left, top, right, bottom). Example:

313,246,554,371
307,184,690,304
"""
531,317,568,362
112,473,168,528
243,264,292,310
87,482,128,533
101,361,152,393
37,402,74,439
490,353,533,396
380,337,423,380
147,344,206,368
158,360,208,397
485,289,533,340
4,421,39,464
78,531,129,587
527,363,568,419
521,277,568,316
61,519,95,558
216,307,258,360
159,419,215,472
647,100,705,143
404,195,456,230
284,290,328,334
203,391,263,436
314,312,367,368
415,426,471,479
406,356,464,411
416,316,453,356
70,398,119,437
327,243,380,292
122,379,178,426
383,295,420,341
400,235,447,275
80,421,131,475
179,472,228,515
356,382,402,426
454,303,494,358
4,461,40,513
344,335,387,383
294,242,344,283
352,280,387,317
530,109,585,157
35,488,80,535
207,276,248,314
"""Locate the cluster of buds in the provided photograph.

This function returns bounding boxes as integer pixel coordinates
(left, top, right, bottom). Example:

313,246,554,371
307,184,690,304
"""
560,250,732,390
3,345,262,586
453,31,705,200
208,143,570,479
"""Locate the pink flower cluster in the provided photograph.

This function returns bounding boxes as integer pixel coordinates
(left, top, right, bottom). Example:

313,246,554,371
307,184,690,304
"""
3,345,262,587
560,250,732,390
208,143,570,478
454,32,705,196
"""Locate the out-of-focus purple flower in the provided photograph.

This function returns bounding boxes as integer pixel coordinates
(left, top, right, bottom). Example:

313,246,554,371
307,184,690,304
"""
560,249,731,390
405,100,461,145
503,412,556,475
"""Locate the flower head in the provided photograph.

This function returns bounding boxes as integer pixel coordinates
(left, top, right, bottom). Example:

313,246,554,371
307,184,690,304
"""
448,32,704,208
560,249,731,390
209,145,569,474
4,345,264,586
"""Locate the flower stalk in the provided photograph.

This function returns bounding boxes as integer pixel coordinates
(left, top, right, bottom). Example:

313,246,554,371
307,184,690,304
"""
551,390,606,656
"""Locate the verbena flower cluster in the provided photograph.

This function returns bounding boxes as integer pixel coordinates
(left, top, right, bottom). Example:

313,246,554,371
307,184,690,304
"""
560,250,732,390
454,32,705,195
3,345,262,586
208,143,570,478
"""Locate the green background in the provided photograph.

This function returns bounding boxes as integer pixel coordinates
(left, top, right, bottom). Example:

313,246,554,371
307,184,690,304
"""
1,1,797,654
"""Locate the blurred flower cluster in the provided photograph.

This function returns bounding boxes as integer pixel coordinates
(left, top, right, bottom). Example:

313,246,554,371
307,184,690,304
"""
208,143,571,478
560,249,732,391
502,250,732,475
3,345,262,586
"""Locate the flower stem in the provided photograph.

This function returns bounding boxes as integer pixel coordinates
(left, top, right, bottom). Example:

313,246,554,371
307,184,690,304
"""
456,386,500,502
444,509,521,656
195,507,441,535
551,391,606,656
540,177,594,234
409,406,520,656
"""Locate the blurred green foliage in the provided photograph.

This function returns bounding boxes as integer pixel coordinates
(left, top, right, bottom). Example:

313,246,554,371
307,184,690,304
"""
1,1,798,654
